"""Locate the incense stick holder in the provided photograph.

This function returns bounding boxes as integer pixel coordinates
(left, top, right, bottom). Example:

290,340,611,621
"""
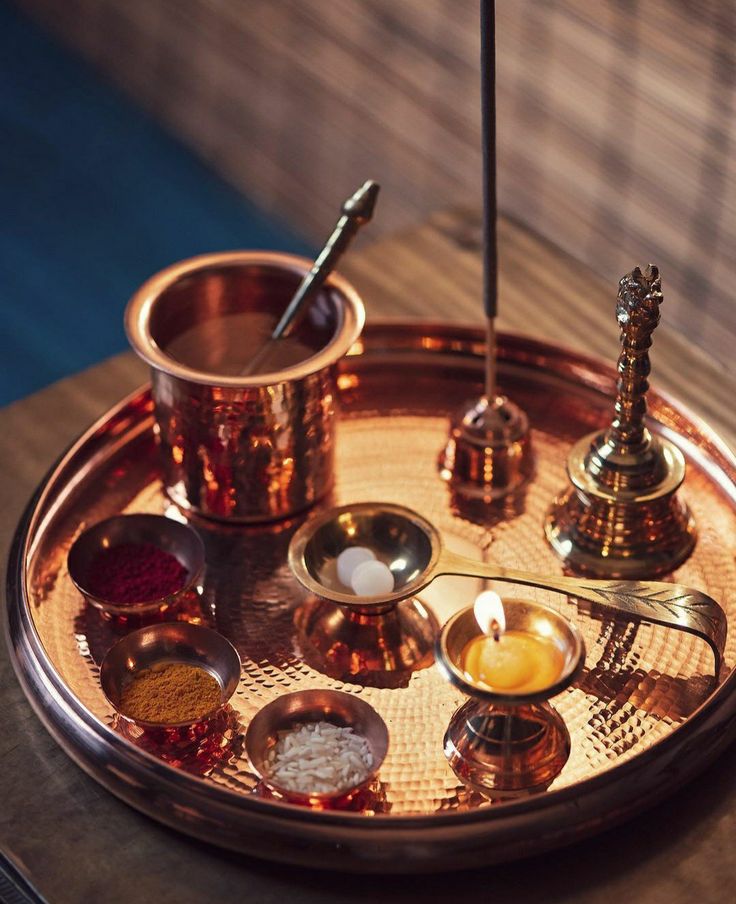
545,265,696,578
439,394,533,500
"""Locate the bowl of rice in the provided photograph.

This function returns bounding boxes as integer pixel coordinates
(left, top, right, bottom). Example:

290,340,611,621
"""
245,689,389,805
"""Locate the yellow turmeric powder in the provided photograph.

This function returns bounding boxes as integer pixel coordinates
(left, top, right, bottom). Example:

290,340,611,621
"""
119,662,222,724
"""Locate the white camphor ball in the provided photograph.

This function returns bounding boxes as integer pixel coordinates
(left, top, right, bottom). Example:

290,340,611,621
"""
336,546,376,587
350,559,395,597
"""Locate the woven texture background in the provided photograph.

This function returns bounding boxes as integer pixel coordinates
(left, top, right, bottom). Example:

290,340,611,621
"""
16,0,736,374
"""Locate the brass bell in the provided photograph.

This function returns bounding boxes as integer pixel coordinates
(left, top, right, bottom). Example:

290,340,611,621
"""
545,265,696,578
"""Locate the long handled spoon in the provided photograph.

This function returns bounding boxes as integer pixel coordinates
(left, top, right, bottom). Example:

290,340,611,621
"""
241,180,380,376
289,502,727,675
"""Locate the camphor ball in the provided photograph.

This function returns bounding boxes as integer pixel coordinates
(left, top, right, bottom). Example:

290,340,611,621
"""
336,546,376,587
350,559,395,597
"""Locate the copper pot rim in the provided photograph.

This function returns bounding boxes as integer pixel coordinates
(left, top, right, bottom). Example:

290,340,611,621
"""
124,250,365,388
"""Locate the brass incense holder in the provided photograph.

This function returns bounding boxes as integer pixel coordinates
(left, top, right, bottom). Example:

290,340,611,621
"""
436,602,584,797
289,502,725,676
439,394,534,500
439,322,534,501
546,265,696,578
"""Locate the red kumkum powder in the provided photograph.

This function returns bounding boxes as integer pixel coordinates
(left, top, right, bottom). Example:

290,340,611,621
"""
87,543,188,604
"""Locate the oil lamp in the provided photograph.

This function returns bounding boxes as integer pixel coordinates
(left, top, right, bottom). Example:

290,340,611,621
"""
436,594,585,797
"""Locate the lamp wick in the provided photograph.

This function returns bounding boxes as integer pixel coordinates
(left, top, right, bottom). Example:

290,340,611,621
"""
490,618,501,642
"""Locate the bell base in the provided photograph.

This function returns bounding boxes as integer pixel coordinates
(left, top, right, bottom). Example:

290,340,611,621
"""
444,699,570,799
439,394,534,501
546,485,697,579
547,427,697,578
294,597,438,688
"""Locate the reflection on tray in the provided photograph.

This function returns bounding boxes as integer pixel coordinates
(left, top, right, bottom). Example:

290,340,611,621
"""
74,591,214,667
116,705,243,778
254,778,392,814
294,597,438,689
576,609,717,720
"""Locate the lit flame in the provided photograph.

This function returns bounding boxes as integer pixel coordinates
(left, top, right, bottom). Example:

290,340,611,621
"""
474,590,506,640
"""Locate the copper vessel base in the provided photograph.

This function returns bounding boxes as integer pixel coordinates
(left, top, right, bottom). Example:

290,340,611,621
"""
294,597,438,688
444,700,571,798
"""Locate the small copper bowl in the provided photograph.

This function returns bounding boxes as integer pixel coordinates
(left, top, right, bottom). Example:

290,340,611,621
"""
99,622,241,730
68,513,205,617
245,689,389,805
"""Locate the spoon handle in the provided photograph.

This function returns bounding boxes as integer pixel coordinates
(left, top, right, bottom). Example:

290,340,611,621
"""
240,180,379,377
272,180,380,341
437,550,726,674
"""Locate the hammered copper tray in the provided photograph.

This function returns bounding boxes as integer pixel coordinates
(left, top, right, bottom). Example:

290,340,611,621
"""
7,323,736,873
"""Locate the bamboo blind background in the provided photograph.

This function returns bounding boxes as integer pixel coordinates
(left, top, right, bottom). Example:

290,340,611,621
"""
16,0,736,374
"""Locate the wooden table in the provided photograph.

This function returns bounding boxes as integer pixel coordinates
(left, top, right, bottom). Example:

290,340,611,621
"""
2,212,734,902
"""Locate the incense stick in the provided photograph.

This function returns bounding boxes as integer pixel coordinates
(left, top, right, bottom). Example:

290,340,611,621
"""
480,0,497,399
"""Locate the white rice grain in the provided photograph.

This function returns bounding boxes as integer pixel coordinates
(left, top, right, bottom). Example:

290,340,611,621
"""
266,721,374,795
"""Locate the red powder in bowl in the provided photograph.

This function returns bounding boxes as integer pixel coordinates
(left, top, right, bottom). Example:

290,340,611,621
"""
86,542,188,604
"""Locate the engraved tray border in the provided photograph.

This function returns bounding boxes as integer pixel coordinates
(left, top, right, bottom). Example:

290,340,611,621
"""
6,323,736,873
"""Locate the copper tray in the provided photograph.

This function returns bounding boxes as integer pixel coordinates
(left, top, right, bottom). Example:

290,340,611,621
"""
7,323,736,873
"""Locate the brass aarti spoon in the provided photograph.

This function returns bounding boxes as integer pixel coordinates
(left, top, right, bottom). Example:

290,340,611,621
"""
289,502,726,674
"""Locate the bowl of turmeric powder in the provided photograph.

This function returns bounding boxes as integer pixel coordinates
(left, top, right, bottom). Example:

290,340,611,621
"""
99,622,241,729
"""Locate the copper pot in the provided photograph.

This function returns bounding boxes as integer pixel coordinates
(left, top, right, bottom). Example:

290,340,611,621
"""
125,251,365,522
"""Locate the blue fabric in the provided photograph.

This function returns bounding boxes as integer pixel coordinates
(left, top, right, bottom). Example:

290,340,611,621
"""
0,2,313,405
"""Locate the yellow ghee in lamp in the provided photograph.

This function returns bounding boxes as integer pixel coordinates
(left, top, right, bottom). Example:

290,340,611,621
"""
460,631,565,694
